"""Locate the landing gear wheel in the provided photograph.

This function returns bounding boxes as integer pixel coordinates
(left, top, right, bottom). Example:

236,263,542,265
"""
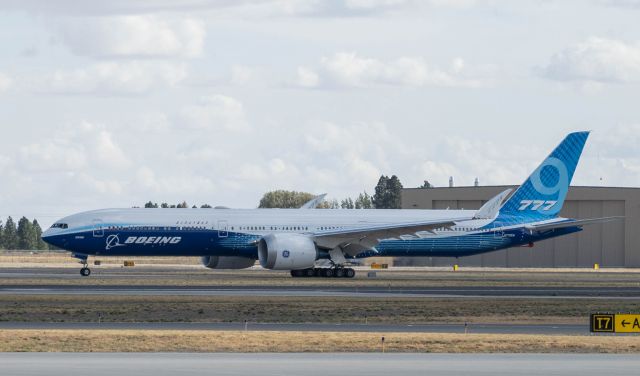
304,268,315,277
291,270,303,278
80,267,91,277
345,268,356,278
335,268,345,278
323,268,334,278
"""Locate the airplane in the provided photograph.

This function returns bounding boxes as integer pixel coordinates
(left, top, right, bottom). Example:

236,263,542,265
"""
42,131,622,278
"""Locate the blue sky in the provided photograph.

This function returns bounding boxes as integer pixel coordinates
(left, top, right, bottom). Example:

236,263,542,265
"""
0,0,639,226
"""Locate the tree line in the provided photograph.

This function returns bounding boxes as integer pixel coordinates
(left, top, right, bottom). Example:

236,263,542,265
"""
142,201,213,209
0,216,50,251
143,173,432,210
258,174,406,209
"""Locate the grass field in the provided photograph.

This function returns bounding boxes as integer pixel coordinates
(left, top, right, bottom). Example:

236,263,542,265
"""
1,295,639,325
1,329,638,353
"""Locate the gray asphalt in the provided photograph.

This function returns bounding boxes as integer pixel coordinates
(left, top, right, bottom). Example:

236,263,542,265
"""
3,267,640,298
2,285,639,299
0,321,589,335
1,353,638,376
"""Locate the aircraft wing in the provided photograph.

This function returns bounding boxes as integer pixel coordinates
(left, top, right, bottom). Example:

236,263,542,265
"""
524,216,624,233
312,217,469,254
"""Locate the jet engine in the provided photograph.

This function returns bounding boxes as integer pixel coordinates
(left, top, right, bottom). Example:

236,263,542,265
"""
201,256,256,269
257,233,317,270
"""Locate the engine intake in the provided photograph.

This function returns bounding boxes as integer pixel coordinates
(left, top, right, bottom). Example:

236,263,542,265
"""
258,233,317,270
201,256,256,269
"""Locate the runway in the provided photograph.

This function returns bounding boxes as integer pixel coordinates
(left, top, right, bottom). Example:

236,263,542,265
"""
1,285,639,299
1,353,637,376
2,266,640,299
0,321,588,335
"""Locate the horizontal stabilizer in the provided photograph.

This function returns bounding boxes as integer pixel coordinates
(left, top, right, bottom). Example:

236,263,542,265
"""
473,189,512,219
524,216,624,233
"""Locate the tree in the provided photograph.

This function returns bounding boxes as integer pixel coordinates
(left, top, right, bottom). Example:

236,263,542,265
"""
258,190,316,208
177,201,189,208
355,192,373,209
372,175,389,208
160,203,170,208
419,180,433,188
32,219,48,250
3,216,18,250
387,175,403,209
0,220,4,249
341,198,355,209
372,175,403,209
17,217,37,250
192,205,197,208
200,204,213,208
144,201,159,208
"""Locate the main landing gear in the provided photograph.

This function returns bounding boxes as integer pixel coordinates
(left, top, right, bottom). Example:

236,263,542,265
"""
290,267,356,278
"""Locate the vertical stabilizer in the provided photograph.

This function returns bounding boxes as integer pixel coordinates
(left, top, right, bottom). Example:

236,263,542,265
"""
499,131,589,218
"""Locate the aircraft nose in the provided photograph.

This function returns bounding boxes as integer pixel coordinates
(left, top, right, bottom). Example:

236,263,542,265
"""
42,228,55,239
41,228,63,248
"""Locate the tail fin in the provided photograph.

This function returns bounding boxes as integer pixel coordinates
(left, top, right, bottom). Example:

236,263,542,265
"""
499,131,589,218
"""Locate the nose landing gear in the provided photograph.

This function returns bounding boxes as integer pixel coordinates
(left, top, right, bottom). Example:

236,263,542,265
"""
80,266,91,277
72,253,92,277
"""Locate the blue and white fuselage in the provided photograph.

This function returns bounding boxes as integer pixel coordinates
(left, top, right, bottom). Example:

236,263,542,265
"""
42,208,578,258
42,131,620,276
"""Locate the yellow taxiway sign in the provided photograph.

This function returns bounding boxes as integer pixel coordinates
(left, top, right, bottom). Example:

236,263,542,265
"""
614,314,640,333
591,313,640,333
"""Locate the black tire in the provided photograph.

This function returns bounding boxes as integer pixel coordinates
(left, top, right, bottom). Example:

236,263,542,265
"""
345,268,356,278
80,267,91,277
313,268,322,277
335,268,345,278
305,268,315,277
291,270,302,278
323,268,334,278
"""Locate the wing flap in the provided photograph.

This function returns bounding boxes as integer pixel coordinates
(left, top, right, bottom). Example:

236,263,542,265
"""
313,218,468,252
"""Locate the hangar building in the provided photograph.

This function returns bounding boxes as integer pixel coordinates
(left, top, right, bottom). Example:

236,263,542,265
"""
401,186,640,267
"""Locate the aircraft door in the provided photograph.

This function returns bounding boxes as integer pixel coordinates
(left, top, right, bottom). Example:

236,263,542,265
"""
492,224,505,239
92,219,104,237
218,220,228,238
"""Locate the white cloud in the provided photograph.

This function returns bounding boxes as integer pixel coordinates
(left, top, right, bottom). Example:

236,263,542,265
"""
541,37,640,83
18,122,130,173
295,52,489,88
230,65,255,86
58,15,205,58
0,73,11,92
0,0,487,19
34,61,187,95
295,66,320,87
304,121,403,183
176,95,249,131
134,166,217,195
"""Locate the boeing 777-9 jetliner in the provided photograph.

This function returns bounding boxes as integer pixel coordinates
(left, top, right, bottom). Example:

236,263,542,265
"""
43,131,621,277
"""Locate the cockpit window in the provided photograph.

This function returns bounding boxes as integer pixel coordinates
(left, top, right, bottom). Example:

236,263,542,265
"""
51,223,68,229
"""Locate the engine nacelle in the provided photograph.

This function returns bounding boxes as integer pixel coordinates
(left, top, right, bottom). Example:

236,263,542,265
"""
201,256,256,269
257,233,317,270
